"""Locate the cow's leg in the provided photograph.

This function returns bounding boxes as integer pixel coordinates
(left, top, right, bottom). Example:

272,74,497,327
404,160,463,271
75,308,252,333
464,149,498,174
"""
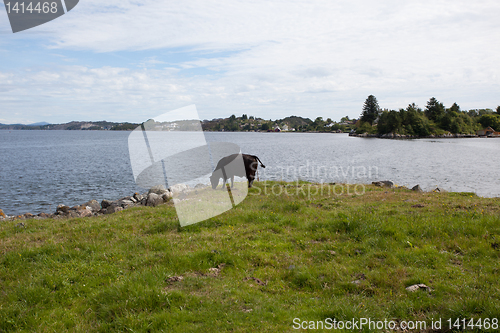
222,177,227,190
248,171,256,188
231,176,234,188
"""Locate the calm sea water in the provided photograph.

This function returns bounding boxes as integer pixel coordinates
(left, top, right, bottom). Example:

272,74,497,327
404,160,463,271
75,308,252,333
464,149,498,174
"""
1,130,499,216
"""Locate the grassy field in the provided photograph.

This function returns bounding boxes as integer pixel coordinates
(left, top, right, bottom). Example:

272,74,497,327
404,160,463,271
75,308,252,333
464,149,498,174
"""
1,181,500,332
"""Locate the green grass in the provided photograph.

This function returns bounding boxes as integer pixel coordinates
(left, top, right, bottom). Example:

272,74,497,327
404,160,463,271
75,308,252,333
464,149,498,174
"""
1,182,500,332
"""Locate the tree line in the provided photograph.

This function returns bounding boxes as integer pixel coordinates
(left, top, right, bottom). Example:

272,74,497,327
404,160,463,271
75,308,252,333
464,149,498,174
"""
358,95,500,136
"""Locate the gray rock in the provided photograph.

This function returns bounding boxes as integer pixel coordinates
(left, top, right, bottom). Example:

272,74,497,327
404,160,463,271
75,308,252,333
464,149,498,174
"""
406,284,431,292
411,185,423,192
76,207,93,217
106,206,123,214
101,199,113,209
83,200,101,212
372,180,394,188
146,193,163,207
117,199,135,208
162,192,172,202
149,185,168,195
169,184,189,194
56,204,70,214
133,193,143,202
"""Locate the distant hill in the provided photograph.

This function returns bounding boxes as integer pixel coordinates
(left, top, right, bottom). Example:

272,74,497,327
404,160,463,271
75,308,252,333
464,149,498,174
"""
26,122,50,126
0,121,139,131
278,116,313,128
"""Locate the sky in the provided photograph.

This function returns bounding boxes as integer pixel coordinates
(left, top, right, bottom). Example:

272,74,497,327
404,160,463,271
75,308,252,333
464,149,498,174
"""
0,0,499,124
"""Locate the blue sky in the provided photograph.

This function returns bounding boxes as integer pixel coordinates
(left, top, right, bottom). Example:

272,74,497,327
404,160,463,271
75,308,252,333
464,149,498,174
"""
1,0,499,124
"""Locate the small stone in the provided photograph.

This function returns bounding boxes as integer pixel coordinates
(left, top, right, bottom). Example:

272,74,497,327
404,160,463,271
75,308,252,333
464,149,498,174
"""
406,284,431,292
166,276,184,282
16,222,25,228
411,185,423,192
372,180,394,188
0,209,5,218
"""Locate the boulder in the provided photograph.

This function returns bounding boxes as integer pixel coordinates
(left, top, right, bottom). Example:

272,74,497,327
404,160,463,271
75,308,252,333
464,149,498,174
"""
106,206,123,214
56,204,71,214
76,207,93,217
169,184,189,194
83,200,101,212
149,185,169,195
117,199,135,209
37,212,53,219
133,193,143,202
146,193,163,207
411,185,423,192
372,181,394,188
101,199,113,209
162,192,173,202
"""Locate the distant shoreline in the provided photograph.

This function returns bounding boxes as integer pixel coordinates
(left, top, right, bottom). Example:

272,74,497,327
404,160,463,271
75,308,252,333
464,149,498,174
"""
347,132,500,139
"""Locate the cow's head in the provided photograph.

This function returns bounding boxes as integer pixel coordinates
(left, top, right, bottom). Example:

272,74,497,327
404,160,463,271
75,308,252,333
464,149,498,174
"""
209,170,222,189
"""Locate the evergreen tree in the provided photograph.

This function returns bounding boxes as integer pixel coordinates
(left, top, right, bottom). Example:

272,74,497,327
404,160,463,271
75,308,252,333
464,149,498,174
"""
425,97,445,122
361,95,380,125
497,106,500,115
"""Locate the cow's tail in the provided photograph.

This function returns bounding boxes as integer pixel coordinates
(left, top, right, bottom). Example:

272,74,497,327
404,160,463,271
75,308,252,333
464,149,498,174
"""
254,156,265,168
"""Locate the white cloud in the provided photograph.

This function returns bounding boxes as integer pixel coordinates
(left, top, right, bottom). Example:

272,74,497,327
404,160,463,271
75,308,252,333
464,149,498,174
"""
1,0,500,123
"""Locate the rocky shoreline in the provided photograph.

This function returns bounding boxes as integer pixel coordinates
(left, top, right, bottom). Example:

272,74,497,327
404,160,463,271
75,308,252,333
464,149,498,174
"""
349,132,480,139
0,181,440,223
0,183,195,222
